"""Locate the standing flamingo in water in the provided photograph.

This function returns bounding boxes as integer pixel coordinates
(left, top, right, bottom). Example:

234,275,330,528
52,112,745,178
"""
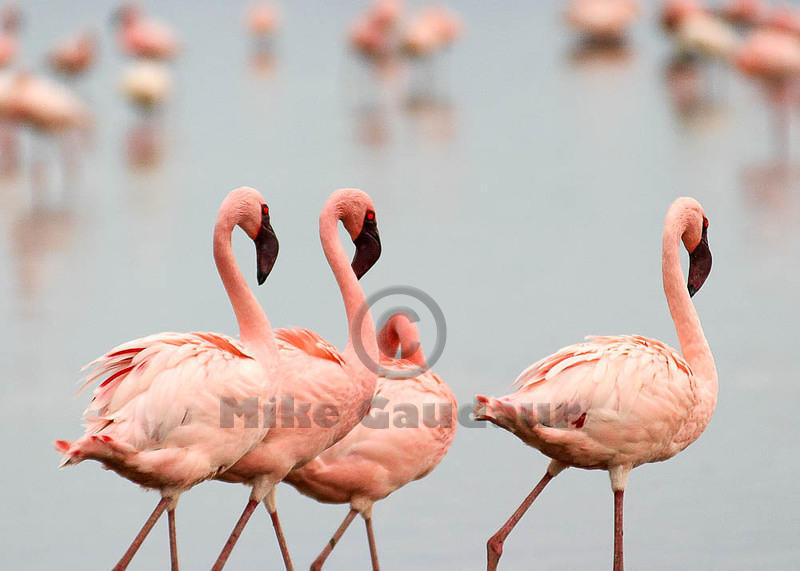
285,312,458,570
212,188,383,570
475,197,716,571
54,186,281,570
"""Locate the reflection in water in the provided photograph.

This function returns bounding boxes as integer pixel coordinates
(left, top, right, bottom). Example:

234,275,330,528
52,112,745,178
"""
741,160,800,210
0,122,19,177
404,94,456,142
663,54,729,130
348,57,408,147
249,48,278,80
125,115,166,169
8,131,86,303
567,37,633,69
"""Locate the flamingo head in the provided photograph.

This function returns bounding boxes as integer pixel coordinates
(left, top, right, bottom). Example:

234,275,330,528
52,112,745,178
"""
676,197,712,297
221,186,279,285
327,188,382,280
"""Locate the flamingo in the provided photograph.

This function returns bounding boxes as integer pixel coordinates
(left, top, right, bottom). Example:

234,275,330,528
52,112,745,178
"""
720,0,765,28
48,30,96,76
54,186,281,570
211,188,383,570
120,61,172,110
246,3,281,39
564,0,639,45
285,312,458,570
401,5,462,58
0,71,90,131
474,197,716,571
735,28,800,154
661,0,706,33
113,3,178,60
0,4,19,68
350,0,403,59
674,12,738,61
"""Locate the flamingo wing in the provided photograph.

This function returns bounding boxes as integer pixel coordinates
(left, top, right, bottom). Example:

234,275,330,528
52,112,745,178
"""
275,327,346,366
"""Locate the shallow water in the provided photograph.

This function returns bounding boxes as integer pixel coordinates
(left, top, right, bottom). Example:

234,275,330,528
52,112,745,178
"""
1,1,799,569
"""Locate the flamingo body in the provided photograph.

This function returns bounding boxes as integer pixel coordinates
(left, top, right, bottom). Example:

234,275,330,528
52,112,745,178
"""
49,31,95,75
56,332,271,490
476,334,711,471
0,72,90,131
116,5,178,60
566,0,639,42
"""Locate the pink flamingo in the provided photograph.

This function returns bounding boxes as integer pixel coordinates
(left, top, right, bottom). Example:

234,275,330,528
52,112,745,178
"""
401,5,462,58
113,3,178,60
49,30,95,76
54,186,281,570
720,0,765,27
350,0,403,59
765,3,800,36
661,0,705,33
211,188,383,571
565,0,639,44
246,3,281,39
475,197,716,571
735,28,800,154
285,312,458,571
0,4,19,68
0,72,90,132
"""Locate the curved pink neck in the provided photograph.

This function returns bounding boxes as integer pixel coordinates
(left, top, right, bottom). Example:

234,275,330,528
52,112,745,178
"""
662,214,717,393
378,314,426,367
318,203,378,371
213,211,277,365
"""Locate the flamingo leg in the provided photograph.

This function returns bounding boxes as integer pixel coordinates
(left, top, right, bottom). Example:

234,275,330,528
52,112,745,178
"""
211,499,258,571
265,503,294,571
486,471,554,571
168,508,179,571
613,490,624,571
364,516,380,571
310,508,358,571
112,497,170,571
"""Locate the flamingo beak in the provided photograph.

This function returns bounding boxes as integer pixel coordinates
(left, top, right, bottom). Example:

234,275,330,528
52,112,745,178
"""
254,210,279,285
687,225,711,297
351,218,381,280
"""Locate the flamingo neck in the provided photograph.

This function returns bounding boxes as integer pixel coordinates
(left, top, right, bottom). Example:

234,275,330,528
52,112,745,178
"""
378,315,426,367
318,205,378,372
662,214,717,397
213,212,277,365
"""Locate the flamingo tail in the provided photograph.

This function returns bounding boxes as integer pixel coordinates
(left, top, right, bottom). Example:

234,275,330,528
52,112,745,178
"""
54,434,135,468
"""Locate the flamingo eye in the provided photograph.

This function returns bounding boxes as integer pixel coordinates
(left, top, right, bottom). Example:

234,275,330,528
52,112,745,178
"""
703,217,708,229
366,211,375,222
262,204,269,215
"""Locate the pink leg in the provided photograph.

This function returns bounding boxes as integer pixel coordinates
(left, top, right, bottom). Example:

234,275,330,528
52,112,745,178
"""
613,490,624,571
267,506,294,571
112,497,170,571
211,499,258,571
364,517,380,571
168,508,179,571
310,509,358,571
487,471,554,571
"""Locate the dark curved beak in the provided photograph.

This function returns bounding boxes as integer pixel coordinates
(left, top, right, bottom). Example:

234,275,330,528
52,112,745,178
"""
254,212,279,285
351,225,381,280
687,225,711,297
